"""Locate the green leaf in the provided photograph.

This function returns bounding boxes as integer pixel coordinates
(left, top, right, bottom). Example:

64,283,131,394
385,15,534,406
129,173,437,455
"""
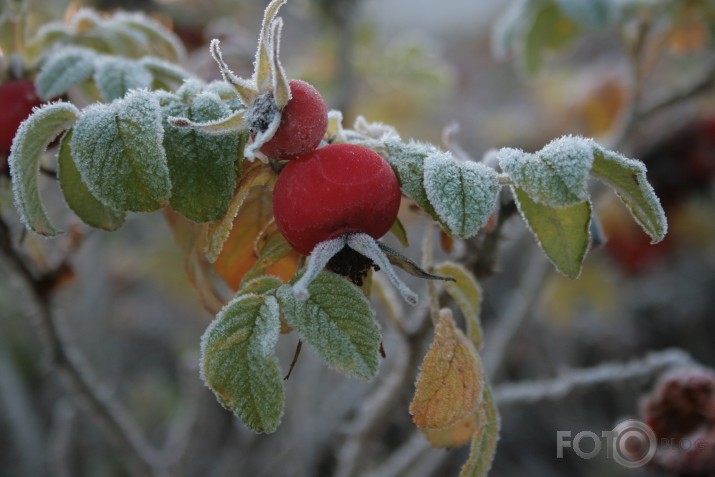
498,135,595,207
139,57,192,86
434,262,484,349
241,225,295,284
93,57,153,101
237,275,284,298
524,2,580,74
70,89,171,212
591,146,667,243
200,294,284,433
389,217,410,248
459,383,500,477
423,152,501,239
35,47,97,100
8,102,80,235
161,91,240,222
113,11,187,62
58,130,125,231
276,272,381,380
383,139,440,217
513,187,591,278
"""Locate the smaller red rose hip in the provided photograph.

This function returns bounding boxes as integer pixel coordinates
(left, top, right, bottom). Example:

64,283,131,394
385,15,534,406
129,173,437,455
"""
272,143,401,255
0,80,44,173
250,79,328,161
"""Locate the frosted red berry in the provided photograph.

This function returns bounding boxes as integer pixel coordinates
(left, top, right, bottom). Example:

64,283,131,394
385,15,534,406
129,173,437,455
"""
272,143,401,255
258,79,328,160
0,80,44,171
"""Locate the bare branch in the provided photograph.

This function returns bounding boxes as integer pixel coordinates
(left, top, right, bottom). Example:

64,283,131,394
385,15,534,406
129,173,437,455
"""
494,348,697,407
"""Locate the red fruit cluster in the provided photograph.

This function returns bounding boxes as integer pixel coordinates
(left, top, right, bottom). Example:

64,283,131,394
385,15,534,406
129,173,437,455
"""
273,143,401,255
258,79,328,161
0,80,44,174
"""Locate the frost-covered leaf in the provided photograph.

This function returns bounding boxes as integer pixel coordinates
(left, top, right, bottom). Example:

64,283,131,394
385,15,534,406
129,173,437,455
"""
205,80,241,101
9,102,80,235
212,185,299,290
424,153,501,238
113,11,187,62
161,91,240,222
498,135,594,207
205,163,277,262
200,294,284,433
591,146,667,243
139,57,192,87
58,131,125,231
35,47,97,100
70,89,170,212
237,275,283,298
241,221,296,284
383,139,440,217
513,187,591,278
524,3,580,74
433,262,484,349
459,384,500,477
410,309,484,430
423,412,479,449
93,57,153,101
276,272,381,380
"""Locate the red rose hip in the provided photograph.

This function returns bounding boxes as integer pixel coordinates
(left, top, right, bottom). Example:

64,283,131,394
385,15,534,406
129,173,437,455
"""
256,79,328,160
0,80,44,160
272,143,401,255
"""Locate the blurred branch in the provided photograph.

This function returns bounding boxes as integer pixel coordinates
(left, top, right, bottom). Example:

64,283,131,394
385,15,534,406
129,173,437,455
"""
0,215,162,477
482,252,551,380
494,348,697,407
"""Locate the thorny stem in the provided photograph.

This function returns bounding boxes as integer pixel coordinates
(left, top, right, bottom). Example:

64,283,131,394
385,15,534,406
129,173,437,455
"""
0,216,195,477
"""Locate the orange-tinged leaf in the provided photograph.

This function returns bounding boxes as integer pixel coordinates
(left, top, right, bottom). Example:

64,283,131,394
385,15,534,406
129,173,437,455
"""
213,186,299,291
423,411,479,448
164,209,226,315
410,309,484,430
204,161,278,262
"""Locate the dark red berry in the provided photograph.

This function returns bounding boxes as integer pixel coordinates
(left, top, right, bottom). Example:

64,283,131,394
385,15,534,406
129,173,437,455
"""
272,143,401,255
0,80,44,173
259,79,328,160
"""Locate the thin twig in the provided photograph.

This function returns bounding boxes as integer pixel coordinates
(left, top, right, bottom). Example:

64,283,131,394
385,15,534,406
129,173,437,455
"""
493,348,697,407
482,253,551,380
0,216,162,477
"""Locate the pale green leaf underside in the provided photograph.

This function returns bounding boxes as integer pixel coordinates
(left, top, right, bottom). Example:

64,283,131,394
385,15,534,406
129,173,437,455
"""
200,294,284,433
58,131,125,231
35,47,97,100
434,261,484,349
424,153,500,238
514,187,591,279
459,384,500,477
70,89,171,212
161,91,239,222
93,57,153,101
277,273,381,380
591,146,667,243
9,102,80,235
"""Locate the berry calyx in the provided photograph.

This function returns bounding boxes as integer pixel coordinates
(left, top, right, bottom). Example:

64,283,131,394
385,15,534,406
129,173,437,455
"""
272,143,401,255
253,79,328,160
0,80,44,173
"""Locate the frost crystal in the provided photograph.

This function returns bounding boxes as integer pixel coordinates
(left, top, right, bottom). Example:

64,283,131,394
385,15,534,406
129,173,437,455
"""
93,57,153,101
498,135,595,208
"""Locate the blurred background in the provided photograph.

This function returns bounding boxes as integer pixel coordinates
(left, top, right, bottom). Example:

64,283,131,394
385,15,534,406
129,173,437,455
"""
1,0,715,476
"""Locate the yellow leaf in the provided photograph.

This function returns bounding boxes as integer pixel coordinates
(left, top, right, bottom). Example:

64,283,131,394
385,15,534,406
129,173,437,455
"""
459,384,500,477
422,411,479,448
434,262,484,350
410,309,484,430
164,209,226,315
213,186,299,291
